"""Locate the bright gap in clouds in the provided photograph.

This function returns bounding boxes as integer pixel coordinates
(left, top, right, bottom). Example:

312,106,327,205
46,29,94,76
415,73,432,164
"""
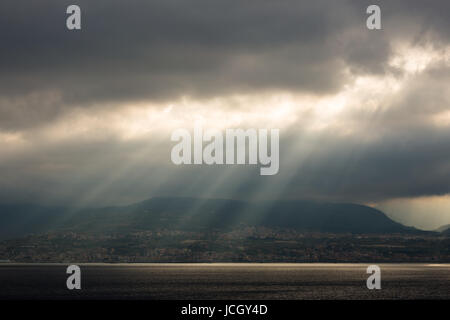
1,42,445,147
84,43,450,140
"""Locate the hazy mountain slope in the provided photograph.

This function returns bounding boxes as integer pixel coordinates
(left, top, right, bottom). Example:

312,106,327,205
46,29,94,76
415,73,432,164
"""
246,201,415,233
435,224,450,233
0,197,423,239
0,205,64,239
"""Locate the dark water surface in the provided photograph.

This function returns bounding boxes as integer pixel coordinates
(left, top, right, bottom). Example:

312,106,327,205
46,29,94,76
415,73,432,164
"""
0,263,449,299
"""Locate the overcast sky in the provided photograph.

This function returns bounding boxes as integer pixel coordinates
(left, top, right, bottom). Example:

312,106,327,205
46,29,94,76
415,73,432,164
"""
1,0,449,229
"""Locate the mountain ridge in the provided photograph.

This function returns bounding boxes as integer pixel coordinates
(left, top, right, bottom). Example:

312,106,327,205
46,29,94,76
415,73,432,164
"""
0,197,429,239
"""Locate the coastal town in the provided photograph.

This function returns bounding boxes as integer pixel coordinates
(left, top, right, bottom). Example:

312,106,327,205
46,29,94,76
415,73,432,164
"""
1,227,448,263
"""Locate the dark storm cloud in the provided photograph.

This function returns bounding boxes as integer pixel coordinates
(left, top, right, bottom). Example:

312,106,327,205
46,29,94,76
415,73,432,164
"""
3,0,446,129
279,126,450,202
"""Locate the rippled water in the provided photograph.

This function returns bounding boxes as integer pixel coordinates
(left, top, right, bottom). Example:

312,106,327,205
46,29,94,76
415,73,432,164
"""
0,263,449,299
